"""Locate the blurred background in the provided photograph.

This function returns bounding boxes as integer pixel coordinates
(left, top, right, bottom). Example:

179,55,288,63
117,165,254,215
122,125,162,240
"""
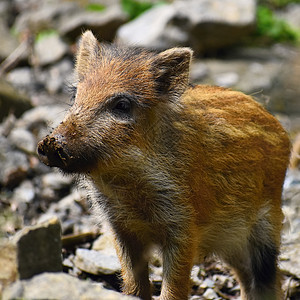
0,0,300,299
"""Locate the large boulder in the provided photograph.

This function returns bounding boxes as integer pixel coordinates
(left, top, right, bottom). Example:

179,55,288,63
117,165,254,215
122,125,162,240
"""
117,0,256,53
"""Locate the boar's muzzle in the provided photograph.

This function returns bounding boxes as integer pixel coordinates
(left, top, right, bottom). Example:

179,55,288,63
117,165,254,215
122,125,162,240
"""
37,135,71,169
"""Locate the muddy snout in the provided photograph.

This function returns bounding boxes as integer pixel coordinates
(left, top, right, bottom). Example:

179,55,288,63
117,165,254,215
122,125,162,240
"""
37,135,71,169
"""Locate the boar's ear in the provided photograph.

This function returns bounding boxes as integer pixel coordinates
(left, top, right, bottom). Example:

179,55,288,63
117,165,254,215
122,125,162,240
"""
152,47,193,99
75,30,100,81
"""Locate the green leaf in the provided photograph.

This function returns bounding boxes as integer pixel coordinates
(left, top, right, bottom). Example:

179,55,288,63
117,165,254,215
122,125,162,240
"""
121,0,166,20
85,3,106,12
256,5,300,43
35,29,59,43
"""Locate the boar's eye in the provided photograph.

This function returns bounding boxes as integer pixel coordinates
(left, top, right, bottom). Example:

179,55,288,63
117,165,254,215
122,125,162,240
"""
111,97,132,117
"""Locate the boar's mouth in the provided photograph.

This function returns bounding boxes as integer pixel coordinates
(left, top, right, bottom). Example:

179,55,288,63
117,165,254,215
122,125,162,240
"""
37,135,94,174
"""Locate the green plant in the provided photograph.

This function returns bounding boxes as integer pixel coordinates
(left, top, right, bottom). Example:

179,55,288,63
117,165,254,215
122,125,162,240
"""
258,0,300,8
85,3,106,12
256,5,299,43
35,29,58,42
121,0,166,20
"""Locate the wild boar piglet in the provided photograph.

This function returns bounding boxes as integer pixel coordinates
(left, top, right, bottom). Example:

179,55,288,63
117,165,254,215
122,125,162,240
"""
37,30,290,300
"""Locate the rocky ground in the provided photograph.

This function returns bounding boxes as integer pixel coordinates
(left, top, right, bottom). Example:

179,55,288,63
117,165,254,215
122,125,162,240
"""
0,0,300,299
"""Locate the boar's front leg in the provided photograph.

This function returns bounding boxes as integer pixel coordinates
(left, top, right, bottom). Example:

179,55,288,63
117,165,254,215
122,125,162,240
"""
160,228,197,300
113,230,151,300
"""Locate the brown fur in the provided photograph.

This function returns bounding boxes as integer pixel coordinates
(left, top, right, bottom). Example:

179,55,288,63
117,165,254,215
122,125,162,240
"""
37,31,291,300
290,133,300,169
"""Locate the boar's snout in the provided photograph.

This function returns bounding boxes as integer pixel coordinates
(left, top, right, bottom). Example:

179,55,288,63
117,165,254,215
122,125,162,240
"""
37,135,71,169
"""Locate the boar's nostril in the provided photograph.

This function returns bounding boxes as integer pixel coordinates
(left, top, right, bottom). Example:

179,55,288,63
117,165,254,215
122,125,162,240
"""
37,135,71,169
37,142,46,157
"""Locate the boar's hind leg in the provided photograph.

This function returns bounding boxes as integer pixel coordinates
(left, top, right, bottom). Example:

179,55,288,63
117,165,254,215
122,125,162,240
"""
226,219,282,300
114,232,151,300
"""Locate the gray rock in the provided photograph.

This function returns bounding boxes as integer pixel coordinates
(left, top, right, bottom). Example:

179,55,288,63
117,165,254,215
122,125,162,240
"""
280,169,300,278
2,272,137,300
6,68,34,91
92,228,116,253
73,248,121,275
0,241,18,292
59,5,128,42
0,136,29,188
190,46,288,106
46,59,73,94
38,188,89,234
0,217,62,293
14,2,79,35
11,180,35,216
9,127,36,154
117,4,179,50
41,171,73,191
12,217,62,280
0,79,32,122
190,62,209,82
117,0,256,53
34,33,68,66
202,287,218,299
270,49,300,114
14,104,68,140
213,72,239,88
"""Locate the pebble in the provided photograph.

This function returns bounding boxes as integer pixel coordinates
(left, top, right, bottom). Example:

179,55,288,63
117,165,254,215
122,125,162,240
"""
73,248,121,275
41,172,73,191
203,288,219,299
6,68,34,90
213,72,239,87
8,127,36,153
34,33,68,66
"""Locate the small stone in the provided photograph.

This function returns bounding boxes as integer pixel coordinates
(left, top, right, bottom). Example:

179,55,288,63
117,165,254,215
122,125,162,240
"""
46,59,73,94
34,33,68,66
6,68,34,90
191,265,202,285
74,248,121,275
41,172,73,191
0,79,32,122
190,62,209,83
203,287,218,299
14,104,68,140
213,72,239,87
0,242,18,291
92,229,116,253
201,278,215,289
9,128,36,153
11,180,35,215
0,136,29,188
